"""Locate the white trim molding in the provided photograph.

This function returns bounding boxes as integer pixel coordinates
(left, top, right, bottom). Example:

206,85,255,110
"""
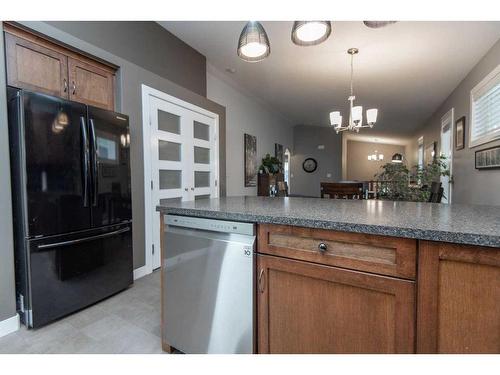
133,265,149,281
0,314,20,338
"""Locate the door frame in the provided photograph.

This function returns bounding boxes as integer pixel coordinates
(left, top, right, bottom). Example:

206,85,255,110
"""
440,108,454,204
141,84,220,277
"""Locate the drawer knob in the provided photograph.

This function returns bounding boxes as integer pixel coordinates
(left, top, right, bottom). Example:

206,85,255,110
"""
318,242,328,253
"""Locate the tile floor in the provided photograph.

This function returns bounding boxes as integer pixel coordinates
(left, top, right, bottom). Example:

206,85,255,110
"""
0,270,164,354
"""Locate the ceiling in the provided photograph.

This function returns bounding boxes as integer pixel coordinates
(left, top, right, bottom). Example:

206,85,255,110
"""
159,21,500,137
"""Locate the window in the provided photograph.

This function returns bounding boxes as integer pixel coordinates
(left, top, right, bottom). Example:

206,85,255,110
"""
470,65,500,147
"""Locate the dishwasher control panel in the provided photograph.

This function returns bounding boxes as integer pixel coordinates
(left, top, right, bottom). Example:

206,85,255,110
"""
165,215,255,236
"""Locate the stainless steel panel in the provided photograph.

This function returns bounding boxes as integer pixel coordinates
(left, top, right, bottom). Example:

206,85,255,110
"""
163,222,255,354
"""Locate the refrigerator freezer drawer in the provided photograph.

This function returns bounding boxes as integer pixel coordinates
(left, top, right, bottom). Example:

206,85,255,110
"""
23,223,133,328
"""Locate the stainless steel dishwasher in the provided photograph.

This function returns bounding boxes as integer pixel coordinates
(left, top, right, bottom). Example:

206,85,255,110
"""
163,214,256,354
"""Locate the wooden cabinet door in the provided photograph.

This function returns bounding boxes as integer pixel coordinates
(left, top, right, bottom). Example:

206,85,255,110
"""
68,57,115,110
417,241,500,353
5,32,68,98
257,254,416,353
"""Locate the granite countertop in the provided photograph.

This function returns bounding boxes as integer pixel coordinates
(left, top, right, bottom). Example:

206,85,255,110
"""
157,197,500,248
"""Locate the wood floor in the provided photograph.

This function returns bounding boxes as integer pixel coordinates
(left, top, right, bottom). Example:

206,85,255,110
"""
0,270,164,354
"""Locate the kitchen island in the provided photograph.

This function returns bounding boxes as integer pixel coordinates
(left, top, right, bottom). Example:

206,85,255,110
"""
157,197,500,354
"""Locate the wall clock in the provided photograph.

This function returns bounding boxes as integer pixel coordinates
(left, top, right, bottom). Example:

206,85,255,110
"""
302,158,318,173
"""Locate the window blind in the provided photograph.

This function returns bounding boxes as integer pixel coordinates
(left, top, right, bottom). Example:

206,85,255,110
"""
470,67,500,147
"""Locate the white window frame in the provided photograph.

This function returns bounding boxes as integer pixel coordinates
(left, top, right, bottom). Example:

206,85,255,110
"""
138,84,220,279
469,64,500,148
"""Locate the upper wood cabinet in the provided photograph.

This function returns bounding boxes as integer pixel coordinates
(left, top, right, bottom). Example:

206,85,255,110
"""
257,254,416,354
5,32,69,98
4,23,116,110
68,57,115,110
417,241,500,353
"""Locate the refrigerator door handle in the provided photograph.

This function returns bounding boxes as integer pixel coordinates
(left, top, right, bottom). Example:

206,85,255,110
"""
36,226,130,251
89,118,98,207
80,116,90,207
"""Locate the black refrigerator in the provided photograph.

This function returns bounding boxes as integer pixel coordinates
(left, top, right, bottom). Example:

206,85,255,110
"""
7,87,133,328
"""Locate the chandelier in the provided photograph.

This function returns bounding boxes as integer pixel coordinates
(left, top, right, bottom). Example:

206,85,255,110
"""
330,48,378,133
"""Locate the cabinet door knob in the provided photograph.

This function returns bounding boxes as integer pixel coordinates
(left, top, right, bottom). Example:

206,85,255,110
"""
318,242,328,253
191,187,195,191
184,188,188,191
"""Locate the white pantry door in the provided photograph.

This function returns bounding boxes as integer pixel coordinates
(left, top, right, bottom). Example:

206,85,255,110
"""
148,94,218,270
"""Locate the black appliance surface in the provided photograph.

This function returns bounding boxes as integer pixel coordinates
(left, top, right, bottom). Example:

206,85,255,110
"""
26,223,133,328
88,106,132,227
9,89,91,237
7,87,133,328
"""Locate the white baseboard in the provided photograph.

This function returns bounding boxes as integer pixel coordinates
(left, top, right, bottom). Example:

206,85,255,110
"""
0,314,20,338
133,265,150,280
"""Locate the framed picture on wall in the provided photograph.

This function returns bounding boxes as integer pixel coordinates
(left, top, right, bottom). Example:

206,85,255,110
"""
275,143,284,164
244,133,257,187
475,146,500,169
455,116,465,150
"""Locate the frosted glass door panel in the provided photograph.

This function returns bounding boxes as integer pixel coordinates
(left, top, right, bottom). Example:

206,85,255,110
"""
159,170,182,190
194,146,210,164
193,121,210,141
159,140,181,161
158,110,180,134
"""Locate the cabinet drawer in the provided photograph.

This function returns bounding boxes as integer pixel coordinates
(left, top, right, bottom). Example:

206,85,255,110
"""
258,224,416,279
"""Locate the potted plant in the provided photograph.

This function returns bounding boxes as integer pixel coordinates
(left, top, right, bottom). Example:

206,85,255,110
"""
375,155,450,202
258,154,282,175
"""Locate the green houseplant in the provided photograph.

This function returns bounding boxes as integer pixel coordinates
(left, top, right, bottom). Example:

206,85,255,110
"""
375,155,450,202
258,154,282,174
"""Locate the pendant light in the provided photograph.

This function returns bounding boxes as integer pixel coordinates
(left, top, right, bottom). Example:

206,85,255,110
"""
237,21,271,62
291,21,332,46
391,153,403,163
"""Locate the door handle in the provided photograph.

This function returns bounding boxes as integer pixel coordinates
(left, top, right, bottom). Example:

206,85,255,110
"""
258,269,266,293
37,226,130,250
89,118,98,206
63,79,68,93
80,116,90,207
72,81,76,95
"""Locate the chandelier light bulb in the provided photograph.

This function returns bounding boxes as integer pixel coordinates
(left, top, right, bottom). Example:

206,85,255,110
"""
329,111,341,126
352,106,363,124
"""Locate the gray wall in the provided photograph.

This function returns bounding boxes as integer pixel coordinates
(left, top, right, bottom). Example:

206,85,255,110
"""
346,141,406,181
0,23,17,323
1,21,226,280
410,39,500,206
206,67,293,196
290,125,342,197
46,21,207,97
